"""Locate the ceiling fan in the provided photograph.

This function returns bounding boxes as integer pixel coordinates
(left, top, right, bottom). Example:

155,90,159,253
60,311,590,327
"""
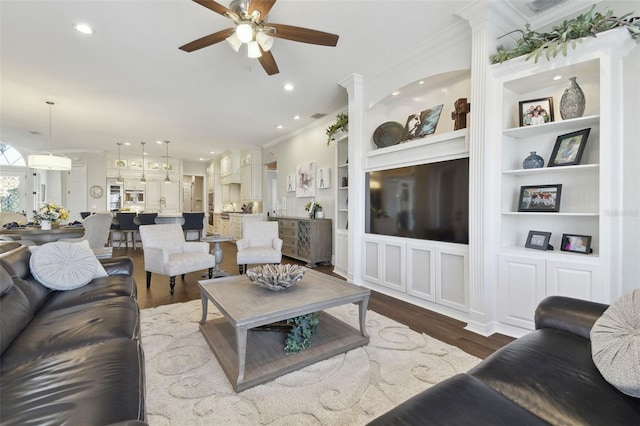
179,0,339,76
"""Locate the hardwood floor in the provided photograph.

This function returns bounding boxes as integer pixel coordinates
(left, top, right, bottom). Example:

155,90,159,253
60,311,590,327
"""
117,242,513,359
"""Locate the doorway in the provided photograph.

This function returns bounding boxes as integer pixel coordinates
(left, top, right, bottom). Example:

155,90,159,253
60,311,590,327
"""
182,175,204,212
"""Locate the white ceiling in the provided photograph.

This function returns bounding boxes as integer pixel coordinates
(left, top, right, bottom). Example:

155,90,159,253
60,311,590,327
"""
0,0,625,162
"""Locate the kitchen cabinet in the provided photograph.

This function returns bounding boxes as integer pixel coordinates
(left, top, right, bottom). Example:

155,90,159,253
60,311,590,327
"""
240,149,262,201
220,150,241,184
145,180,180,213
230,213,264,241
221,184,240,203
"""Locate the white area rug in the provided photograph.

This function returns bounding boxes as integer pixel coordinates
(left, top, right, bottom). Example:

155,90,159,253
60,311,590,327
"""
141,300,481,425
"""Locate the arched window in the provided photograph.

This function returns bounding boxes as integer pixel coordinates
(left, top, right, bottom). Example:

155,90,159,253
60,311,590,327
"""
0,144,26,212
0,144,26,166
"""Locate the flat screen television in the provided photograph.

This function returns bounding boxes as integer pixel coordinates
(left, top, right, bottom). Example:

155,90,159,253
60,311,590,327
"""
366,158,469,244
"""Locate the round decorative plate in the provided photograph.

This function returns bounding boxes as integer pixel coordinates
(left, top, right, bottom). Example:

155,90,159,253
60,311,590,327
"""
90,185,104,199
373,121,404,148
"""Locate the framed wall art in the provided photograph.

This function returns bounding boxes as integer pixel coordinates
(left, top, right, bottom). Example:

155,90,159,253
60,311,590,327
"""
519,97,554,126
518,184,562,212
525,230,552,250
399,104,444,141
548,128,590,167
317,167,330,189
286,174,295,192
561,233,593,254
296,162,316,198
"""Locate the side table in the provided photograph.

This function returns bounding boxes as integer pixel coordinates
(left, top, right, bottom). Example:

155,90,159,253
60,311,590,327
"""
201,234,233,277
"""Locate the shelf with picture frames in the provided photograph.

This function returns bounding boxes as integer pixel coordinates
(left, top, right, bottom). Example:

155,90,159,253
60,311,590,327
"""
491,28,638,333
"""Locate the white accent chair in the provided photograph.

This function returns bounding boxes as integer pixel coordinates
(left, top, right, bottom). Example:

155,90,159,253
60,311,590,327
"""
236,221,283,274
139,223,216,294
58,212,113,249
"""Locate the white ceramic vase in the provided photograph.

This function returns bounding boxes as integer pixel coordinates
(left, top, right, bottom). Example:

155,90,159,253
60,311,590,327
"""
40,220,52,230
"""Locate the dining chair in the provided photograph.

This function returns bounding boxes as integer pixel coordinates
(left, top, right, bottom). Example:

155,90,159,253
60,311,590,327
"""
182,212,205,241
58,212,113,249
139,223,216,294
236,221,283,274
115,212,139,249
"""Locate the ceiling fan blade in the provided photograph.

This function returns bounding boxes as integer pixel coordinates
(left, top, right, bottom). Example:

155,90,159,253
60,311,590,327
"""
192,0,239,20
267,23,339,46
258,49,279,75
248,0,276,18
179,28,235,52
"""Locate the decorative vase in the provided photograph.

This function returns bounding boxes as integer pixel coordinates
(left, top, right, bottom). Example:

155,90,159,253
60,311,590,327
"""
560,76,586,119
316,211,324,219
40,220,52,230
523,151,544,169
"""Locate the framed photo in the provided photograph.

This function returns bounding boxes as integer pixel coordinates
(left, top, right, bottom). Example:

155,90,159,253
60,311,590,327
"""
525,230,552,250
518,184,562,212
548,128,590,167
561,234,592,254
519,97,554,127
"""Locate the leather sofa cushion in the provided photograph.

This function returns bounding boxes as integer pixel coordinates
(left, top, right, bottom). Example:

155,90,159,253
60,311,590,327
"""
39,273,137,313
0,339,146,426
0,267,32,355
469,328,640,424
591,288,640,398
368,374,550,425
1,296,140,370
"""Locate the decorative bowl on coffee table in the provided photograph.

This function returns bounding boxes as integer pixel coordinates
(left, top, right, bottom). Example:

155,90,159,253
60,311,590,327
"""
246,264,306,291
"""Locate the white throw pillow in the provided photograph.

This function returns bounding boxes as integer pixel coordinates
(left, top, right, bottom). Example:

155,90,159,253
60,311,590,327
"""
29,240,107,291
591,288,640,398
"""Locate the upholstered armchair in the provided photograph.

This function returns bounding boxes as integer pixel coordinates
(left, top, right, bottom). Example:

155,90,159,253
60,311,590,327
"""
59,212,113,249
139,223,216,294
236,221,283,274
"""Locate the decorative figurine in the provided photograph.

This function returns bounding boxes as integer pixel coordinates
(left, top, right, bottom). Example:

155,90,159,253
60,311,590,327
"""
451,98,471,130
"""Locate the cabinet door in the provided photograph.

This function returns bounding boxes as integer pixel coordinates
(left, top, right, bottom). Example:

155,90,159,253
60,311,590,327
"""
145,181,161,212
436,248,468,312
406,242,436,302
382,241,405,292
162,180,181,213
498,254,546,330
363,239,381,283
241,166,251,200
546,258,603,302
334,232,348,276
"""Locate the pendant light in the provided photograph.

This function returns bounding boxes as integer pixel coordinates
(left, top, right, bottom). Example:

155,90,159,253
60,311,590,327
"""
164,140,171,183
139,141,146,184
27,101,72,171
116,142,124,183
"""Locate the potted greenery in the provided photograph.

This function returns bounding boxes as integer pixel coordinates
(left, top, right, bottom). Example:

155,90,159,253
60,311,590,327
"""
305,201,322,219
326,112,348,145
490,5,639,64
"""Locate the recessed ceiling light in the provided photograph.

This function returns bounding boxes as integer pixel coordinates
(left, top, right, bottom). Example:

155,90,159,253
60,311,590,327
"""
392,91,400,96
418,81,425,85
283,83,294,91
156,140,163,144
553,75,563,81
74,23,94,34
124,142,131,146
209,151,215,154
293,115,300,120
276,124,283,129
199,158,205,161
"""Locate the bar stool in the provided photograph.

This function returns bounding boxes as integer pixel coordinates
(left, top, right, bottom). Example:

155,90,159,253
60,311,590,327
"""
138,212,158,225
182,212,205,241
116,212,139,249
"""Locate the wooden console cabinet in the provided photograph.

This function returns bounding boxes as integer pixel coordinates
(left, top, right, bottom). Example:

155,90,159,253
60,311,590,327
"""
270,217,332,267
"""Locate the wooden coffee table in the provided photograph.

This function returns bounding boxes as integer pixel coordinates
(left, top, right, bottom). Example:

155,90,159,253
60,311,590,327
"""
198,269,370,391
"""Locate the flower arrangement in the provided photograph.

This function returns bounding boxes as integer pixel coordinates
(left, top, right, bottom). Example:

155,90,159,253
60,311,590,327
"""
304,200,322,218
33,202,69,224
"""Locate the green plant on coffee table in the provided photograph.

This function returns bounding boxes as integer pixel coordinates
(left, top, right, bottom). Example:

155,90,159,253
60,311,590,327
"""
490,5,640,64
284,313,320,354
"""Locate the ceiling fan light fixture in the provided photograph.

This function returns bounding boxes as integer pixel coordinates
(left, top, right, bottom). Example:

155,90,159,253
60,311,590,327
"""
236,22,253,43
247,41,262,58
226,32,243,52
256,31,273,51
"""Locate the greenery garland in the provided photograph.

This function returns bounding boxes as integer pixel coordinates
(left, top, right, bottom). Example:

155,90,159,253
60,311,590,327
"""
284,313,320,354
490,5,640,64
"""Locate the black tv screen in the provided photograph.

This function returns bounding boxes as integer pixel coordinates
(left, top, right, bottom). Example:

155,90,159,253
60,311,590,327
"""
366,158,469,243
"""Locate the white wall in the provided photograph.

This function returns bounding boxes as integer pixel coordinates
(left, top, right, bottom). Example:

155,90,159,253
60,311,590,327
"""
265,115,342,219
